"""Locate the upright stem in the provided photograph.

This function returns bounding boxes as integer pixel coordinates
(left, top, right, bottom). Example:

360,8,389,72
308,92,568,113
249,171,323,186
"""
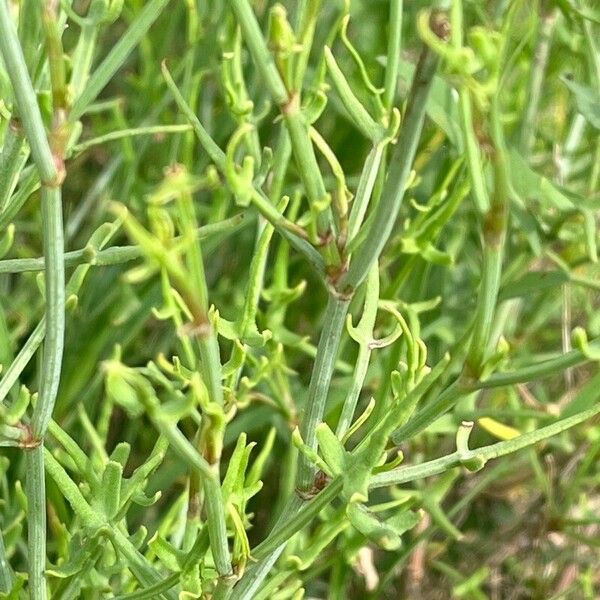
465,100,509,376
518,4,557,155
25,447,47,599
230,20,445,597
32,186,65,438
0,4,65,597
0,529,14,593
340,45,441,292
297,294,351,492
383,0,403,110
451,0,489,215
69,0,172,121
0,123,28,213
230,0,338,263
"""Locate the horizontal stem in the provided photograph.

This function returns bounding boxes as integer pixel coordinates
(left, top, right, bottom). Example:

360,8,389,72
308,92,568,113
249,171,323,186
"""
475,342,600,389
375,404,600,488
72,124,192,154
0,213,247,275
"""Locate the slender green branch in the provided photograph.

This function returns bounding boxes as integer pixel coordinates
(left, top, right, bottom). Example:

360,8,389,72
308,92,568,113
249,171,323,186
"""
72,124,192,154
324,46,382,141
451,0,489,215
0,123,28,213
292,0,321,90
0,529,14,593
0,3,57,184
25,447,46,599
296,294,351,491
517,6,557,154
346,143,385,244
32,186,65,438
227,0,288,105
230,0,337,260
70,0,172,121
145,412,232,578
172,171,232,580
378,404,600,488
0,7,66,597
383,0,403,110
476,342,600,389
0,320,45,404
340,44,441,292
161,62,325,276
0,213,247,275
335,267,379,438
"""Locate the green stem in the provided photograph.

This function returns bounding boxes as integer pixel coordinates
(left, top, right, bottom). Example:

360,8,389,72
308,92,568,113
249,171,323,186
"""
383,0,403,110
292,0,321,90
335,267,379,438
465,243,504,374
390,379,462,443
323,47,382,141
32,186,65,439
0,529,14,593
0,3,57,184
451,0,489,215
346,143,385,244
0,123,27,213
517,6,557,155
230,0,336,258
25,446,47,600
17,0,42,74
69,19,99,98
70,0,172,121
377,404,600,488
340,45,440,291
145,417,232,577
0,319,45,403
0,213,247,275
72,124,192,154
0,7,66,597
476,343,600,389
297,294,351,492
465,99,509,376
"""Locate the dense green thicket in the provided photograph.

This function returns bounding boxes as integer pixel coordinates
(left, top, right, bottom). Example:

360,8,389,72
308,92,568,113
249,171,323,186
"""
0,0,599,598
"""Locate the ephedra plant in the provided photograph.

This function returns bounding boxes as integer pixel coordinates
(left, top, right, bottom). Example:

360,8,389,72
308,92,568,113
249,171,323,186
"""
1,0,600,598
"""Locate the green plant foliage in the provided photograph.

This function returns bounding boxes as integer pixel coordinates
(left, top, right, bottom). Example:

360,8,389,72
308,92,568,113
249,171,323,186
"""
0,0,599,598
